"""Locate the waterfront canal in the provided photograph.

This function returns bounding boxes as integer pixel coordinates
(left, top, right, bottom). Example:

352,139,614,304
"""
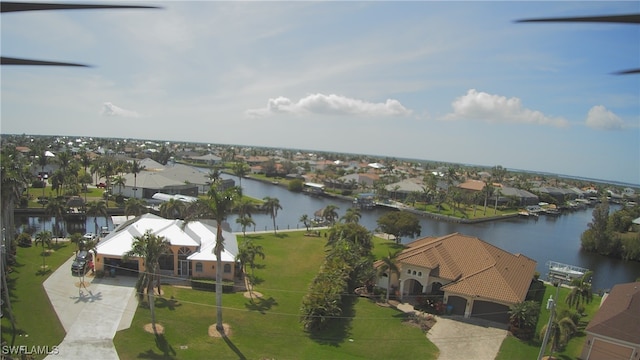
15,173,640,292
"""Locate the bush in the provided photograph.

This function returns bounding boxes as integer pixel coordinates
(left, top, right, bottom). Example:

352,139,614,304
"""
17,233,32,247
190,278,235,292
31,180,45,188
288,179,304,192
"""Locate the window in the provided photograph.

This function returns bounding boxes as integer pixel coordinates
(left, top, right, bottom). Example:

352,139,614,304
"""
412,270,416,275
224,264,231,273
195,262,203,272
418,272,422,277
407,269,411,274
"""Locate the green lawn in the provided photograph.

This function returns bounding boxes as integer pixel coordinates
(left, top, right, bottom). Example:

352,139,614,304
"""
113,232,438,359
1,242,70,357
496,283,602,360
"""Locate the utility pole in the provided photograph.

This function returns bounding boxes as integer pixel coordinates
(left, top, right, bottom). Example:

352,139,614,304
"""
537,277,566,360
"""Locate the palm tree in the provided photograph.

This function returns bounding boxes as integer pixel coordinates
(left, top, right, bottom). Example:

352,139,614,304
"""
45,197,66,242
123,230,170,335
130,159,145,199
262,196,282,234
38,150,49,200
125,198,148,217
377,251,400,303
539,315,577,355
184,185,241,333
159,198,185,219
322,204,340,225
565,270,594,310
69,232,84,254
232,161,248,190
235,198,257,219
299,214,310,232
86,200,108,236
341,207,361,224
34,230,53,271
236,239,265,299
235,215,255,238
113,175,126,196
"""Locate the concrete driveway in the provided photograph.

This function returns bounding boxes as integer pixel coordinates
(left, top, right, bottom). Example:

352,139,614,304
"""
43,255,138,360
427,316,507,360
396,303,507,360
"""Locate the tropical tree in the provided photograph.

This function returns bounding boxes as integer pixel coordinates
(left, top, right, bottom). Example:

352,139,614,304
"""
45,197,66,241
539,314,578,355
184,185,242,332
113,175,126,196
159,198,185,219
236,239,265,299
69,232,84,253
232,161,248,190
37,150,49,199
322,204,340,225
235,215,255,238
565,270,594,310
125,198,148,217
377,251,400,303
34,230,53,271
508,301,539,339
341,207,361,224
262,196,282,234
86,200,108,236
376,211,421,244
299,214,310,232
235,198,257,219
130,159,145,199
123,230,170,335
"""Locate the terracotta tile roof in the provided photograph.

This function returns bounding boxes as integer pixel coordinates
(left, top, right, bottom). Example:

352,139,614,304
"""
585,281,640,345
458,179,486,191
397,233,536,304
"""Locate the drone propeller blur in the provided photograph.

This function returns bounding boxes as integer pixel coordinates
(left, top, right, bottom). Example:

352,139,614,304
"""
516,13,640,75
1,1,160,67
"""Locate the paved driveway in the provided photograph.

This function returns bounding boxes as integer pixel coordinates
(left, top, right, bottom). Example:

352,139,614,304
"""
427,316,507,360
396,303,507,360
43,256,138,360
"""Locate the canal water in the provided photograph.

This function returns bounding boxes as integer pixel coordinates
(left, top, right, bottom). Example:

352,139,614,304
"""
16,173,640,292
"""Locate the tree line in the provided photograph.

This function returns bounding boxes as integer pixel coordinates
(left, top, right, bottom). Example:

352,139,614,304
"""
581,200,640,261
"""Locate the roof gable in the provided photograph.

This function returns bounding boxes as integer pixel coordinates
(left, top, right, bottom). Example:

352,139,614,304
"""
398,233,536,304
586,281,640,345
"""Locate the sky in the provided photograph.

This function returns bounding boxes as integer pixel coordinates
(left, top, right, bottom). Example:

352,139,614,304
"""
1,1,639,185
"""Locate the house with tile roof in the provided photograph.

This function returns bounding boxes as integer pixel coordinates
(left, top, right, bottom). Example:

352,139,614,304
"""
95,213,238,280
375,233,536,324
580,281,640,360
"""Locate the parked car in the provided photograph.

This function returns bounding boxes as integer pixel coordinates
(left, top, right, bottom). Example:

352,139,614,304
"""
71,251,92,275
83,233,97,241
96,182,106,188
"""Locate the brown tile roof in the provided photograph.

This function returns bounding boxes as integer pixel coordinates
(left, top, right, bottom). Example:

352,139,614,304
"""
458,179,486,192
585,281,640,345
397,233,536,304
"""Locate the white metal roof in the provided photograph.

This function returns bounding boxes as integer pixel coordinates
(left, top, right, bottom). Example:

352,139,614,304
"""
96,213,237,262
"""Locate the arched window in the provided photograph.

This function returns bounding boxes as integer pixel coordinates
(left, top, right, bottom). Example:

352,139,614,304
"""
407,269,411,274
418,272,422,277
412,270,416,275
224,264,231,273
195,262,203,272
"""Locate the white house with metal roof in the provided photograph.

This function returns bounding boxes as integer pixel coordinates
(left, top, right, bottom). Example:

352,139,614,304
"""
95,213,238,280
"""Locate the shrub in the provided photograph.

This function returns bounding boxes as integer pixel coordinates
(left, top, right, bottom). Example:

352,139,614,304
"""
17,233,32,247
288,179,304,192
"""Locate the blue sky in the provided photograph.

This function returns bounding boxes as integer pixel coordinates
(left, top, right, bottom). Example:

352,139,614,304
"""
2,1,639,185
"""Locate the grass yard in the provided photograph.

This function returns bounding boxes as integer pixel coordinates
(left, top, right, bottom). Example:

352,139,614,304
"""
113,232,438,359
0,242,70,355
496,283,602,360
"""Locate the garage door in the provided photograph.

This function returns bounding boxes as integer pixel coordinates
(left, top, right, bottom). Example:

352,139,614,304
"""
104,257,139,277
471,300,510,324
446,296,467,316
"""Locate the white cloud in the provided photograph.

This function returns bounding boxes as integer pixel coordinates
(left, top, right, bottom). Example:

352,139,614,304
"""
445,89,569,128
101,102,140,118
585,105,624,130
245,93,412,118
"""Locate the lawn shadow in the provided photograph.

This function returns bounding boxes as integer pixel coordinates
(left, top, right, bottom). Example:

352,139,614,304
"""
245,296,278,314
156,297,181,311
222,334,247,360
274,233,289,239
308,295,357,347
137,334,177,359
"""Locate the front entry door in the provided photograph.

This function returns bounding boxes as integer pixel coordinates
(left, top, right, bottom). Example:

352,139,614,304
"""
179,260,190,277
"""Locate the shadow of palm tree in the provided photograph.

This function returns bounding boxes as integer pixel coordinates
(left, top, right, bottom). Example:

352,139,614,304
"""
222,335,247,360
156,297,181,311
136,334,177,359
245,296,278,314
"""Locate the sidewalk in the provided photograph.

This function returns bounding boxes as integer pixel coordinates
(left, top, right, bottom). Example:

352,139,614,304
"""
43,256,138,360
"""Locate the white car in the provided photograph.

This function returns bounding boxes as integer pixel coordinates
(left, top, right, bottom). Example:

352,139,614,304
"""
83,233,97,240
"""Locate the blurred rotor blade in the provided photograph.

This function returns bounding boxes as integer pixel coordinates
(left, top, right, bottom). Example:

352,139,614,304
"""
613,68,640,75
1,56,90,67
516,14,640,24
1,2,160,13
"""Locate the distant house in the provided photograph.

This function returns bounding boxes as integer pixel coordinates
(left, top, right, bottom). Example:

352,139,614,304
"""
375,233,536,324
580,281,640,360
187,153,221,166
95,213,238,280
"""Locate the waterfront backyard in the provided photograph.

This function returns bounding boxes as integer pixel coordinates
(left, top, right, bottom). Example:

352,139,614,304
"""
3,230,603,359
